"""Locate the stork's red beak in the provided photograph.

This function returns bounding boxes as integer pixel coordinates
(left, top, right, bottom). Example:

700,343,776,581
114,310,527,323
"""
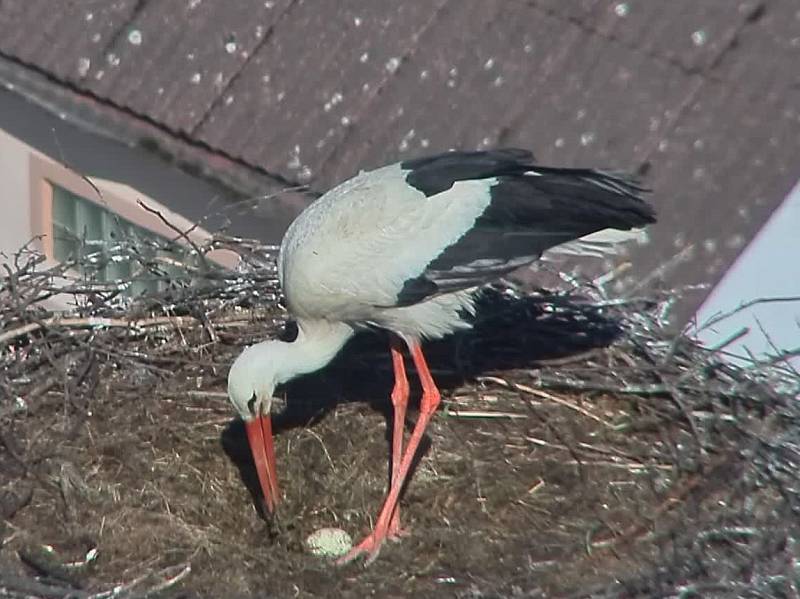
245,415,280,514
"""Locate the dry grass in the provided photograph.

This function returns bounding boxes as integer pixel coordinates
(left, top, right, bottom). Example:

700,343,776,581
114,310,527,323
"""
1,236,799,598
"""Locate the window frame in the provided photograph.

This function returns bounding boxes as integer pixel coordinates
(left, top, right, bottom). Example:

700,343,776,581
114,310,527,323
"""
28,153,237,272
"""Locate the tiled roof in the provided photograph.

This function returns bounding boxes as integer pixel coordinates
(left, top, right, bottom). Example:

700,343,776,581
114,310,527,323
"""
1,0,798,322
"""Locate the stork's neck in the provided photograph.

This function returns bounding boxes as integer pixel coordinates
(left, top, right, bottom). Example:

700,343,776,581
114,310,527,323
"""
274,319,355,385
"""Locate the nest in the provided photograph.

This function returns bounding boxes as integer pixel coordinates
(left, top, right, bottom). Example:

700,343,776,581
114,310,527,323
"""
1,229,799,599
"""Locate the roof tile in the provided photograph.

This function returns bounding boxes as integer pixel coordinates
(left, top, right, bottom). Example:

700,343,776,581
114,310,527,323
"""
629,84,800,322
195,0,448,176
314,6,698,187
84,0,292,133
0,0,140,80
711,1,800,98
586,0,765,72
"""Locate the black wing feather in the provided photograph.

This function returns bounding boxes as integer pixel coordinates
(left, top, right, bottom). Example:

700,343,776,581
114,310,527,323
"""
396,150,656,305
401,148,536,196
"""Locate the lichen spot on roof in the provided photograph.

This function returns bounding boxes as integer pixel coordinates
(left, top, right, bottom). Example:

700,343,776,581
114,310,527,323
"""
77,57,91,77
691,29,708,46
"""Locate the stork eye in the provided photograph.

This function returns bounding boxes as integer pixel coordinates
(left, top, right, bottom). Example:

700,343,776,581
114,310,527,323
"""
247,393,258,416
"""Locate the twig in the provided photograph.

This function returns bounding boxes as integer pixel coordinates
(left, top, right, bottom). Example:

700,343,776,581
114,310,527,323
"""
137,200,210,272
51,126,103,201
86,563,192,599
0,569,88,599
754,314,800,378
705,326,750,353
697,295,800,332
185,390,228,399
479,376,615,428
302,429,337,473
535,378,672,398
627,244,695,296
0,312,276,345
445,409,527,419
527,479,545,494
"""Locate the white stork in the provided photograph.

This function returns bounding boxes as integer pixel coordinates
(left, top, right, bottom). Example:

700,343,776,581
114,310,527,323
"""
227,148,656,564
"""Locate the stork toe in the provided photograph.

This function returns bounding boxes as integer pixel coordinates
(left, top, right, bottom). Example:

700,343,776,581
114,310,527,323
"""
335,530,387,566
387,510,410,541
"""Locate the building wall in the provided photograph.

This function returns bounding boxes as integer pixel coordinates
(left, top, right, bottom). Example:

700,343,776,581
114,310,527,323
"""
694,181,800,367
0,88,294,246
0,128,36,261
0,126,237,273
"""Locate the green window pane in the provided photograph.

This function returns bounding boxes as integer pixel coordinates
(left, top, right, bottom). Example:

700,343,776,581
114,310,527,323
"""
52,187,76,229
75,199,104,243
105,250,133,282
52,223,79,262
103,211,128,244
49,183,196,297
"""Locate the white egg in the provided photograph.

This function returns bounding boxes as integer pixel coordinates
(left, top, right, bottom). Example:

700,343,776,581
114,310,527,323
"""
305,527,353,558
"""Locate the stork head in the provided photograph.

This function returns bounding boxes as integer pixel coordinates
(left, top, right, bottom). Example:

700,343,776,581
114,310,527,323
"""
227,322,354,516
228,341,282,514
228,341,280,419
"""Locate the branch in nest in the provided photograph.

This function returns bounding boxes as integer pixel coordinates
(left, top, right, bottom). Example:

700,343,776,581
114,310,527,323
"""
137,199,210,272
0,310,280,346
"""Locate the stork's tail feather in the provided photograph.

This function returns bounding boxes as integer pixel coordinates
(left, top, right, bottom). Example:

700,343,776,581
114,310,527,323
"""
395,149,657,304
485,166,656,232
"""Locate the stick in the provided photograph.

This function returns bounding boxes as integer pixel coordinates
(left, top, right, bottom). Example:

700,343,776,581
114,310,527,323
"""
137,200,210,271
697,295,800,332
479,376,615,428
446,409,527,419
0,311,277,345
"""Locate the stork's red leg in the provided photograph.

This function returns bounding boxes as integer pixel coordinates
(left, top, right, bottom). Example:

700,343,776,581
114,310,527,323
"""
337,340,440,565
388,336,409,539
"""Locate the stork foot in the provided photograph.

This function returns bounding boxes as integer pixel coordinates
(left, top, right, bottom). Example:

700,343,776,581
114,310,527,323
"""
336,530,387,566
337,514,409,565
387,510,410,542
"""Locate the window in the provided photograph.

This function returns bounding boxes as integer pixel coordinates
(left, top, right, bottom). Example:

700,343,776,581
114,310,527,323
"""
51,185,194,296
